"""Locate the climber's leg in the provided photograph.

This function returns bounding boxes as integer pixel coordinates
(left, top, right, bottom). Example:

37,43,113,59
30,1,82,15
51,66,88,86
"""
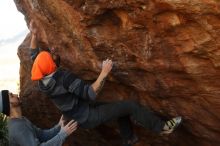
81,100,165,133
80,101,136,145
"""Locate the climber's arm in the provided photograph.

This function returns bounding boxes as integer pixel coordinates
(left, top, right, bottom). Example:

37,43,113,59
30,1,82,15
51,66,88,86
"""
29,20,51,61
29,20,38,50
28,20,40,61
91,59,113,95
63,59,112,100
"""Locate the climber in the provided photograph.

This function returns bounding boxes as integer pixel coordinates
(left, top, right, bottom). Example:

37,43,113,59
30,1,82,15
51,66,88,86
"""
0,90,78,146
29,19,182,146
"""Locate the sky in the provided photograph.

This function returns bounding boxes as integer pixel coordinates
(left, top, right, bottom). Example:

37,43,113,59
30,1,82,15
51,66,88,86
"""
0,0,28,93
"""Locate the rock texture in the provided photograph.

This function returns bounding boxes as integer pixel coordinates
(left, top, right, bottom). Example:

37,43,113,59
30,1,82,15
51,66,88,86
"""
14,0,220,146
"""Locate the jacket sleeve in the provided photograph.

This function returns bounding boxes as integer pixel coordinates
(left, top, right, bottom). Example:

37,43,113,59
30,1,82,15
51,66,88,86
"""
30,48,51,61
13,124,67,146
33,124,61,142
63,71,96,100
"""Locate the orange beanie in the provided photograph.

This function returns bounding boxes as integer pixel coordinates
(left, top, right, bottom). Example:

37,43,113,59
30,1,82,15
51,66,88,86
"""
31,51,56,80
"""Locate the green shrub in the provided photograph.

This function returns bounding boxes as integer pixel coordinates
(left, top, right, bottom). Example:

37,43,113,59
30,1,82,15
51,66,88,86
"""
0,113,8,146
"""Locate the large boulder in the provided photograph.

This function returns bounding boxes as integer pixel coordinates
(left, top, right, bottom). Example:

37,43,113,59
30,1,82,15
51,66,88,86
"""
15,0,220,146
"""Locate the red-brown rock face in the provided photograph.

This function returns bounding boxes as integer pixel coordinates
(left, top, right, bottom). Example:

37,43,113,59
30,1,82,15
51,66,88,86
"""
14,0,220,146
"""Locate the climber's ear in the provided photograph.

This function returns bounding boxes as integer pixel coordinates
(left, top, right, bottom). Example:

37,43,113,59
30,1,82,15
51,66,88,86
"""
52,53,61,67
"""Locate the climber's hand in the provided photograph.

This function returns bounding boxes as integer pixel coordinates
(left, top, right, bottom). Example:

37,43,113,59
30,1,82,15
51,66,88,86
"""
101,59,113,77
